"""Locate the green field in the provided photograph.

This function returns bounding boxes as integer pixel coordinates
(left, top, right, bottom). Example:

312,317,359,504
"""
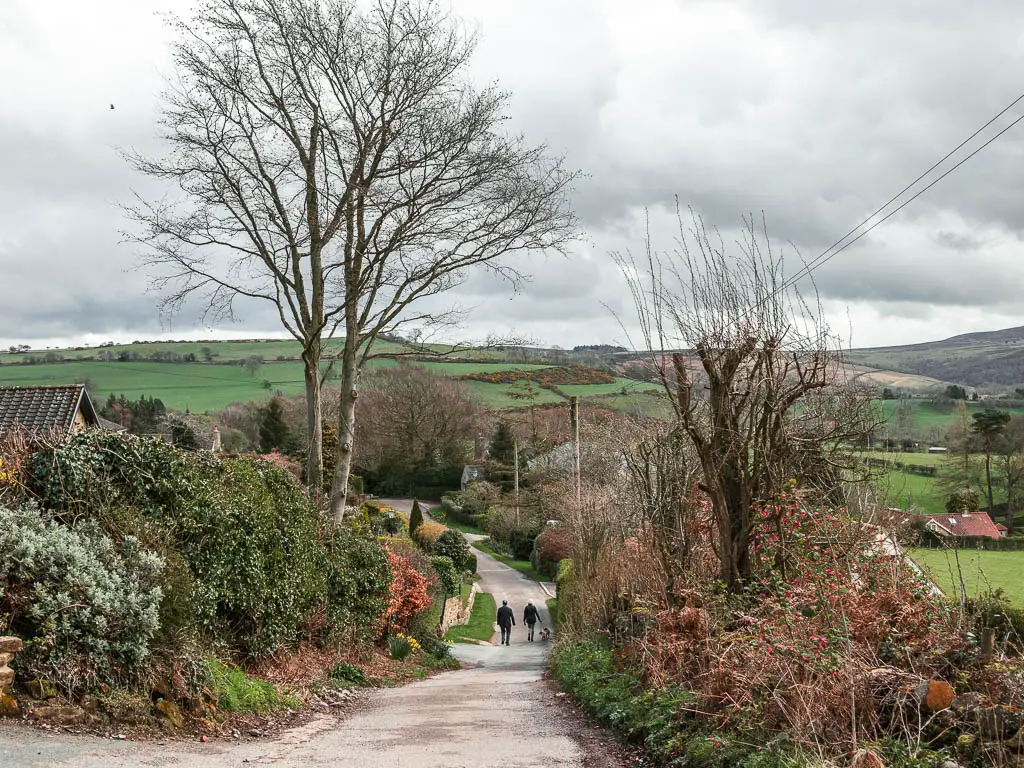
879,469,946,515
0,353,663,416
876,399,1024,435
860,450,945,467
557,377,661,398
910,547,1024,607
0,360,316,413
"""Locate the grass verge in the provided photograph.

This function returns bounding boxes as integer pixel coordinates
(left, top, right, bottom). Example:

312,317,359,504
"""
551,639,802,766
207,659,301,713
546,597,558,630
444,592,497,644
439,517,487,536
471,539,547,582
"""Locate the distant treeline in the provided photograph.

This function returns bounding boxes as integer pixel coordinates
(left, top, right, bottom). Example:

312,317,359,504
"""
0,351,304,365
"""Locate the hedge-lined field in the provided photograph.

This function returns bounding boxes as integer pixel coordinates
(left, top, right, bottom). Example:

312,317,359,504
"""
910,547,1024,607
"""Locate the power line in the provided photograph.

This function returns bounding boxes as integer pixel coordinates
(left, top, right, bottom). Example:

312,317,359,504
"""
784,107,1024,291
791,90,1024,288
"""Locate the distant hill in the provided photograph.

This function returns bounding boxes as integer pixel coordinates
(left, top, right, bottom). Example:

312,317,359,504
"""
845,326,1024,389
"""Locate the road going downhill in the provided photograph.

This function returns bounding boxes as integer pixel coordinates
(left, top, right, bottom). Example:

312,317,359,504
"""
0,501,616,767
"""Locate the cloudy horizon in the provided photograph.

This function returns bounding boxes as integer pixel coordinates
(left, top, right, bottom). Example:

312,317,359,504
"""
3,0,1024,353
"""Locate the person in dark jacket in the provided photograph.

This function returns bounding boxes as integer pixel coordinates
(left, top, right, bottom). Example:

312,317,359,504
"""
523,599,543,642
496,599,515,646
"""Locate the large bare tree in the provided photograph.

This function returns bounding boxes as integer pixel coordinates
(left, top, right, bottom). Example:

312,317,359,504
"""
617,206,877,590
349,362,480,492
126,0,578,502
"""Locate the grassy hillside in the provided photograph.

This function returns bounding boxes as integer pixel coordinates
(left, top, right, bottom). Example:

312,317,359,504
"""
877,468,946,515
0,342,662,415
875,399,1024,437
846,326,1024,388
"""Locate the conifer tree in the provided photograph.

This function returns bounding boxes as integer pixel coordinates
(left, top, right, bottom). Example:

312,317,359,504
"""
258,398,289,453
488,420,517,465
409,499,424,536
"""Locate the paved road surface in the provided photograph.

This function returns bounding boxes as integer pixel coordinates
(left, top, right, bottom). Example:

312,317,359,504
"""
0,501,608,767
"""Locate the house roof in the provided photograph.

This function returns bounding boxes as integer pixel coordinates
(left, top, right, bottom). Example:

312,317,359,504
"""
0,385,102,434
923,512,1002,539
97,416,128,432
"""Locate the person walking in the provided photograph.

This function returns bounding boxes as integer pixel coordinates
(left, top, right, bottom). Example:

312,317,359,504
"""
496,599,515,646
523,599,542,642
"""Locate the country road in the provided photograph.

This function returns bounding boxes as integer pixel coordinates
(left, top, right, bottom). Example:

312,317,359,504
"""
0,501,620,767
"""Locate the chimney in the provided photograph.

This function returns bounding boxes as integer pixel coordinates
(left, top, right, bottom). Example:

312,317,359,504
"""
212,425,222,452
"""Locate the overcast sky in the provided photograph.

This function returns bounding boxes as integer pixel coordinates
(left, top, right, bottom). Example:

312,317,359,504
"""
3,0,1024,351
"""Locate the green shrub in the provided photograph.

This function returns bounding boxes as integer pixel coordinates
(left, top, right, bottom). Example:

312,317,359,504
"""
439,493,491,531
387,634,414,661
206,659,299,713
322,526,391,645
29,431,390,659
329,662,367,686
409,499,424,536
463,552,478,576
551,640,692,761
434,529,472,571
430,556,460,597
0,504,164,694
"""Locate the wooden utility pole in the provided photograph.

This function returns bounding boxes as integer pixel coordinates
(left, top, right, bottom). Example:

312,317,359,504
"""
570,396,581,507
514,437,520,526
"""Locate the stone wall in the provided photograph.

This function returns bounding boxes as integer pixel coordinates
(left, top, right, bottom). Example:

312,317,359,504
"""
440,583,480,634
0,636,23,717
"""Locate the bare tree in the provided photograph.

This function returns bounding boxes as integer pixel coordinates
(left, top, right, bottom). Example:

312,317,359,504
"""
350,362,480,491
617,205,877,590
126,0,578,502
243,355,264,377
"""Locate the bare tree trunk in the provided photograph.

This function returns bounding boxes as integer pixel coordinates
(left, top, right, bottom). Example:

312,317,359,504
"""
985,443,995,514
302,341,323,491
329,335,359,521
1008,483,1016,534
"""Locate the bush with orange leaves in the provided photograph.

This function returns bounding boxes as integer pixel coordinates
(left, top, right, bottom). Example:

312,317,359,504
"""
381,546,435,637
411,520,446,552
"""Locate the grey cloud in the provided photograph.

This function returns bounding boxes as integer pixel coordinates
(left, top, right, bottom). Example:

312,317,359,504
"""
5,0,1024,350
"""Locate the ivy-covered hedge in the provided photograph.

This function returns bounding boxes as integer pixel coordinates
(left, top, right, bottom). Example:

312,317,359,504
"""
28,432,390,662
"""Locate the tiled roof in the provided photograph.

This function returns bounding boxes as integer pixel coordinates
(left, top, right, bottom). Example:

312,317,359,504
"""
97,416,128,432
0,385,98,434
924,512,1002,540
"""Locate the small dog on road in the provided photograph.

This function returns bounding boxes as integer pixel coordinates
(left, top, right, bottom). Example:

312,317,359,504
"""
540,627,551,642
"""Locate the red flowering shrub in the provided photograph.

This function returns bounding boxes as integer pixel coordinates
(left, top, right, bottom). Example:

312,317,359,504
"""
381,547,435,636
256,450,303,480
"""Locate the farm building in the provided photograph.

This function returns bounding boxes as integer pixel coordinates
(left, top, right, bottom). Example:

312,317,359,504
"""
921,511,1002,540
0,384,124,436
